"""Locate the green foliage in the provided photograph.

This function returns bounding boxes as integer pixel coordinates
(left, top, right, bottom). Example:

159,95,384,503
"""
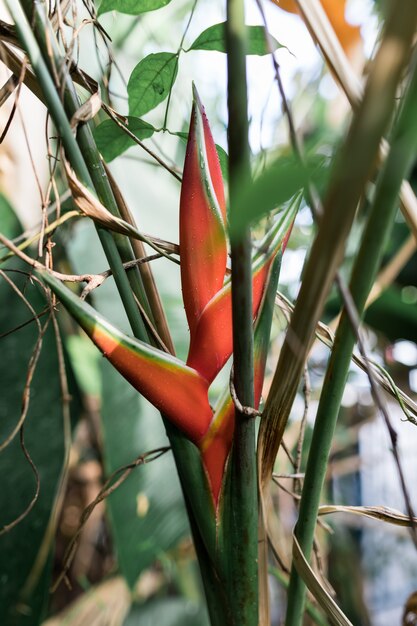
94,117,155,162
0,197,80,625
230,153,324,236
128,53,179,117
187,22,283,55
99,0,171,16
101,365,189,588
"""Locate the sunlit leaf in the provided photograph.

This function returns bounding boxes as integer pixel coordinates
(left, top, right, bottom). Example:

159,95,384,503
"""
99,0,171,16
188,22,283,55
94,117,155,162
128,53,178,117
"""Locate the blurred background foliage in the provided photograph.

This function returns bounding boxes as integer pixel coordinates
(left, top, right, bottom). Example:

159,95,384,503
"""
1,0,417,625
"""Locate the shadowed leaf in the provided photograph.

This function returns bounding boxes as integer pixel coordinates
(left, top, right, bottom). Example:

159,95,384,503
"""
0,197,80,625
128,53,178,117
94,117,155,162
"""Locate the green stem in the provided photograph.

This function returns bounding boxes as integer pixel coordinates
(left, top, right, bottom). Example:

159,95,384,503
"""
10,0,148,340
257,0,417,491
225,2,258,624
10,5,233,621
270,568,329,626
285,59,417,626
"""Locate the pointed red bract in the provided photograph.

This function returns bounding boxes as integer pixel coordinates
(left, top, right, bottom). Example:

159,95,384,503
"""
200,397,235,506
186,258,273,383
40,272,212,444
89,326,212,443
187,194,300,383
180,87,227,337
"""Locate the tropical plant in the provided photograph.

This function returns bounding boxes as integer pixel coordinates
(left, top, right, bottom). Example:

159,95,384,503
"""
1,1,417,625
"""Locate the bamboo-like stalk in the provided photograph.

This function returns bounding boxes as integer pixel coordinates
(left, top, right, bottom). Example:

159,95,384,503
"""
8,4,228,621
285,56,417,626
224,1,258,624
21,0,159,339
7,0,149,340
257,0,417,489
104,165,175,354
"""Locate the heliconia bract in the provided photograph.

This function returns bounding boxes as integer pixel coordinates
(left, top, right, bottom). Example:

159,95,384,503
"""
180,85,227,337
40,271,213,445
41,88,299,510
186,194,301,384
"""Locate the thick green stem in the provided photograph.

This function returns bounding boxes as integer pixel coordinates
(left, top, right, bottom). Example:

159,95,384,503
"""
10,5,232,622
285,61,417,626
225,2,258,624
10,0,148,340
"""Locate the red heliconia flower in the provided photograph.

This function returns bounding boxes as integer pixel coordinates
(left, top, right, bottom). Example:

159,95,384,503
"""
41,272,213,445
41,88,300,509
199,251,284,504
179,84,227,337
185,200,297,384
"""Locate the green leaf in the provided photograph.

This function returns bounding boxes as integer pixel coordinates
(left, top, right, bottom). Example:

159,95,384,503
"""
215,144,229,184
101,369,189,588
128,53,178,117
188,22,283,55
0,196,80,625
99,0,171,16
230,153,325,236
94,117,155,162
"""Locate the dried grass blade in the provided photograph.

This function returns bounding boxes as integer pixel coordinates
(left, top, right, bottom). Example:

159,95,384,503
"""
292,533,354,626
319,504,417,527
65,164,179,263
275,291,417,423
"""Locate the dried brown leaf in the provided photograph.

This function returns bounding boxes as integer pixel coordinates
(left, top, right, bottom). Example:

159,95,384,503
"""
70,92,102,131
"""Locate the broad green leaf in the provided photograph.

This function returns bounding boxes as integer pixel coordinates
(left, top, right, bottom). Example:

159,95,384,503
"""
188,22,283,55
128,53,178,117
94,117,155,162
101,369,189,588
99,0,171,16
0,196,80,625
